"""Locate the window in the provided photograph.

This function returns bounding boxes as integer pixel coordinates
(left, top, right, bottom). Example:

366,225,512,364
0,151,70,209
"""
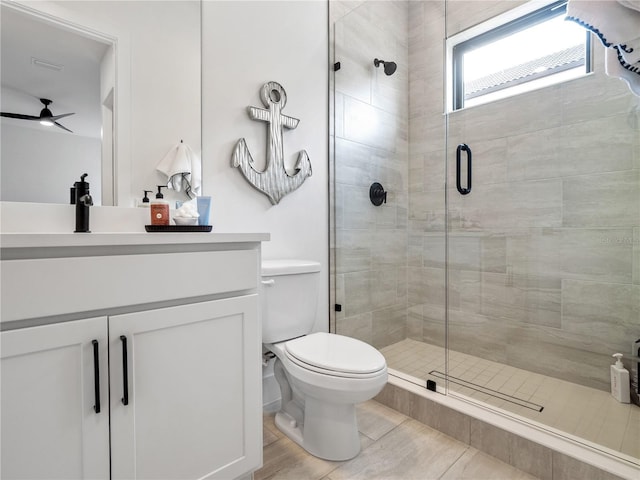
447,0,591,111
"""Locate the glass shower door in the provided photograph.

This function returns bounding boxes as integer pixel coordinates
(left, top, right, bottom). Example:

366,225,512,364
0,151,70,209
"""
444,1,640,460
331,0,448,389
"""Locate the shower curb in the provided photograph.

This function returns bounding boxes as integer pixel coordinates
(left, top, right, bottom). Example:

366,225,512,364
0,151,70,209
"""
374,376,638,480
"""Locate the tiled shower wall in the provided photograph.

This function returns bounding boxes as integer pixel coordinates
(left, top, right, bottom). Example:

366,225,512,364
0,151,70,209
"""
409,1,640,391
332,0,410,350
333,0,639,392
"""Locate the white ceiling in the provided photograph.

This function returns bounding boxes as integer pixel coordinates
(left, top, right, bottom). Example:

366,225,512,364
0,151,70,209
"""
1,5,110,138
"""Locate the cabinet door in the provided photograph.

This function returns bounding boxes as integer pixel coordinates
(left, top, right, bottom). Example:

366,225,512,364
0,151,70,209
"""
109,295,262,480
1,317,110,480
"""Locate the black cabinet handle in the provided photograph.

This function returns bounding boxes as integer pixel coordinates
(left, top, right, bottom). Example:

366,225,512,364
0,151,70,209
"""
92,340,100,414
456,143,472,195
120,335,129,406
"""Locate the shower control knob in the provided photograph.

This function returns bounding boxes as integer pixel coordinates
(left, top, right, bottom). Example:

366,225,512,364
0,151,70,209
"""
369,182,387,206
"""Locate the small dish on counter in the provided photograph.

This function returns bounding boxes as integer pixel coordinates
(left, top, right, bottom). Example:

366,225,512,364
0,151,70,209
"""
173,216,199,226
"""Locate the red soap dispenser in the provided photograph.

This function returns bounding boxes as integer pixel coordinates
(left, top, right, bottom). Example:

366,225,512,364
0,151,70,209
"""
150,186,169,226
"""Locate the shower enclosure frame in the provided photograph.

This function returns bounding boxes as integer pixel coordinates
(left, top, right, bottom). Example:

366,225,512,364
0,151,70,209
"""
330,0,639,472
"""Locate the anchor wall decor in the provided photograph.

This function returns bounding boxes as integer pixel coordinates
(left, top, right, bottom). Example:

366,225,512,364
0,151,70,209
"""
231,81,312,205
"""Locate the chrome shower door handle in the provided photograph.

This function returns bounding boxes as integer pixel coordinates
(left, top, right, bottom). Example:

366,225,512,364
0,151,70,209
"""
456,143,472,195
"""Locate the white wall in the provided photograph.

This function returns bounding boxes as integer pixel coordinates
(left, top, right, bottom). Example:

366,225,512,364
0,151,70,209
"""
202,0,329,332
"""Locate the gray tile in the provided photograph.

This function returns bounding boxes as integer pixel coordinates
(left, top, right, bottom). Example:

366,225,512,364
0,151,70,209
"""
409,189,446,232
420,304,446,347
372,304,407,349
506,128,560,182
410,394,471,445
336,229,371,274
409,112,446,156
447,310,511,365
263,413,283,448
504,323,614,391
510,435,553,480
634,228,640,285
370,268,400,311
552,452,626,480
337,312,372,345
563,171,640,228
469,418,512,465
334,138,377,188
448,233,507,273
447,179,563,231
448,137,508,186
560,115,637,180
255,430,340,480
340,184,376,230
343,96,402,153
343,271,372,317
561,280,640,348
561,65,636,124
506,115,634,183
407,305,424,340
374,383,415,417
356,400,408,441
446,1,523,35
328,419,467,480
407,266,446,308
507,228,634,284
441,447,539,480
371,230,407,269
459,270,562,328
334,91,344,139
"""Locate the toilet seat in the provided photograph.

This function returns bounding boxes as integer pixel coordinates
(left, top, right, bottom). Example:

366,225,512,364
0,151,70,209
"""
283,332,386,379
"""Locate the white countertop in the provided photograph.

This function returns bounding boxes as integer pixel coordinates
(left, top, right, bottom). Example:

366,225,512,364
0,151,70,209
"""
0,203,269,250
0,232,270,249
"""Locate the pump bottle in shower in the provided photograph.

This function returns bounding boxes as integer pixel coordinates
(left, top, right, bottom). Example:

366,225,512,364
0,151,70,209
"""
611,353,630,403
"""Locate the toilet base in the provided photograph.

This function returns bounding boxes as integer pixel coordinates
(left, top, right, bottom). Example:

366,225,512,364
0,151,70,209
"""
276,397,361,461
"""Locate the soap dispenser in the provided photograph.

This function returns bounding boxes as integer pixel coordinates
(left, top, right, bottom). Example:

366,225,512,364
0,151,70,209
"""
611,353,630,403
138,190,152,208
73,173,93,233
150,185,169,226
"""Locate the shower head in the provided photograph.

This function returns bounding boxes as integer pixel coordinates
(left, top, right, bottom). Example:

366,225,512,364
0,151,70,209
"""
374,58,397,76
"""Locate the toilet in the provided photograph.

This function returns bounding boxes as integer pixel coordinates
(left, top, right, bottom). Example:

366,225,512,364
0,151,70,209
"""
262,259,388,461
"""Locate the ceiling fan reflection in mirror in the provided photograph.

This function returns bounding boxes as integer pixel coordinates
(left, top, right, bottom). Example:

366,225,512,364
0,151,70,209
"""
1,98,74,133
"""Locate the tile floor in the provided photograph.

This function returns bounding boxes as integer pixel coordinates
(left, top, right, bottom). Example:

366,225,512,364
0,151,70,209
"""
255,400,540,480
380,339,640,460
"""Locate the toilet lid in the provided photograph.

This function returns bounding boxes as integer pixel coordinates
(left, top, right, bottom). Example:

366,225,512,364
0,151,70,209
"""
284,332,386,375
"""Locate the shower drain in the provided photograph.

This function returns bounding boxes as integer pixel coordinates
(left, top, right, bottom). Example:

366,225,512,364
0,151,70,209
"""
428,370,544,412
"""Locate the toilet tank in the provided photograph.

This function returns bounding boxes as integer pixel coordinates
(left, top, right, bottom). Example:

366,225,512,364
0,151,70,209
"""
261,259,321,344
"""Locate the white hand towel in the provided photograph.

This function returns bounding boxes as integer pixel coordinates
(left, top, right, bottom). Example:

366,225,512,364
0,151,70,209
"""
607,46,640,95
617,1,640,13
156,141,202,199
566,0,640,96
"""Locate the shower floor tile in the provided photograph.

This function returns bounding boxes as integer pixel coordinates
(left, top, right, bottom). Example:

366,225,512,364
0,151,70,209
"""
380,339,640,460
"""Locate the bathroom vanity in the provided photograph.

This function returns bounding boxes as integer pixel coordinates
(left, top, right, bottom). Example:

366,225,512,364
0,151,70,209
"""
0,232,268,480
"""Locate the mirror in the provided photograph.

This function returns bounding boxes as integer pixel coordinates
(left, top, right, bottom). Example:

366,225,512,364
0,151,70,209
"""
0,0,202,207
1,2,114,205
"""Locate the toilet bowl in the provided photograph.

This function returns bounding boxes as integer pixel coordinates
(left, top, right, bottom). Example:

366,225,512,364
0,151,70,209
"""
262,260,388,461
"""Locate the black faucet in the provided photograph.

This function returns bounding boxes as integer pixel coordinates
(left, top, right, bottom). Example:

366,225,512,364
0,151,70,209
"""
72,173,93,233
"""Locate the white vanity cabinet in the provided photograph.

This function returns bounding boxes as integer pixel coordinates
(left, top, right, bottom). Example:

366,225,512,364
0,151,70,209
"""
1,317,110,480
0,233,267,480
109,295,259,480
